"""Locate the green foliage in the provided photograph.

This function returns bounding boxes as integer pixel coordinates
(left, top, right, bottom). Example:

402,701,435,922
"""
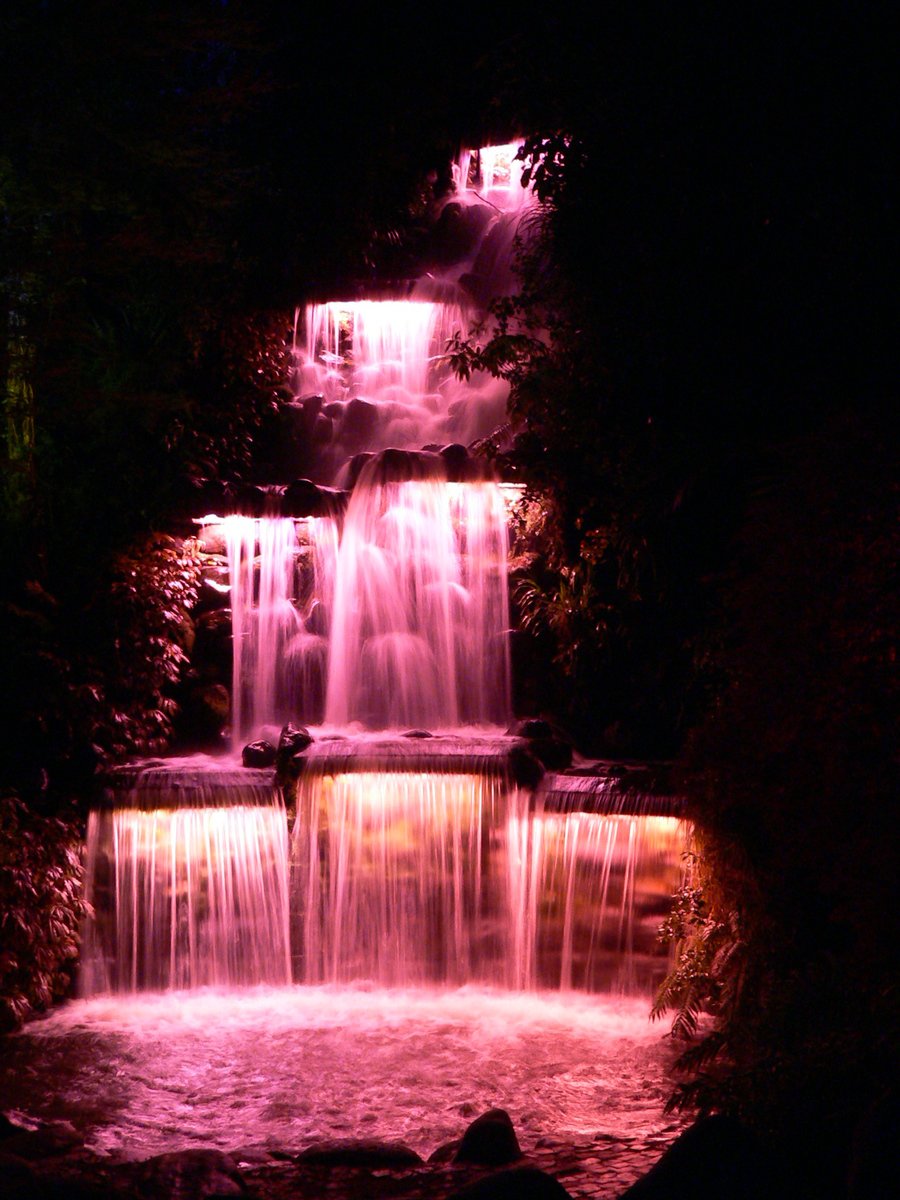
0,535,202,798
653,863,745,1042
89,533,202,761
0,793,87,1031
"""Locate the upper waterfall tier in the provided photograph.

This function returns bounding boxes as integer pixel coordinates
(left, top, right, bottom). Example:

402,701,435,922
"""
291,298,509,482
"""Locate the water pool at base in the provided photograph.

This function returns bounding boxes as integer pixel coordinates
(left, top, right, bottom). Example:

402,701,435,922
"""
1,986,680,1162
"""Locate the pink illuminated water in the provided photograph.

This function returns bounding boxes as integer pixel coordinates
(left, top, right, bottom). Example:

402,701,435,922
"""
80,760,687,1000
80,777,291,994
3,986,681,1161
325,459,511,729
224,514,339,738
293,769,686,993
295,300,509,473
455,140,533,212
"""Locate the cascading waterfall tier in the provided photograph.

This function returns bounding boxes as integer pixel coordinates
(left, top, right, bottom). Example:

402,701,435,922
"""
325,452,511,729
218,450,511,740
225,513,339,740
80,765,292,995
291,760,687,995
293,298,510,479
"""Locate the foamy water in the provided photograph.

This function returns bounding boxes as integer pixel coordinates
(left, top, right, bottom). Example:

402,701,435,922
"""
2,986,678,1161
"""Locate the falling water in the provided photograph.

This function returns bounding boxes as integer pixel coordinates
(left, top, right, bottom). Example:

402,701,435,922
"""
78,144,684,1008
80,767,291,994
325,454,511,729
225,513,340,739
455,140,533,211
292,769,508,986
292,766,687,994
506,806,687,994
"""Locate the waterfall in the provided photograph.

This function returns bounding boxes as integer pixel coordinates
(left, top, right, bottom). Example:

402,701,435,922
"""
290,765,687,993
324,456,511,729
225,513,340,740
79,143,689,1004
81,767,291,994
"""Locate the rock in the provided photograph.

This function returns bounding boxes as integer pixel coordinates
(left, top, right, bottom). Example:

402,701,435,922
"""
228,483,266,517
428,1139,460,1163
276,724,312,779
455,1109,522,1167
440,442,471,479
620,1115,768,1200
282,478,327,517
192,609,233,678
343,397,379,449
340,452,374,490
311,413,333,445
304,598,328,637
508,745,545,789
296,1139,423,1168
180,681,230,747
508,718,553,739
197,564,231,612
508,719,573,770
528,738,573,771
241,740,276,768
139,1148,246,1198
0,1126,81,1159
449,1166,573,1199
0,1114,24,1138
0,1153,39,1200
402,729,433,738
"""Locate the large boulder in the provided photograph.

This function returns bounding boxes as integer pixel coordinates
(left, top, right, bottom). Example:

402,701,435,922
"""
508,745,545,789
295,1139,422,1168
455,1109,522,1167
276,723,313,780
139,1148,246,1198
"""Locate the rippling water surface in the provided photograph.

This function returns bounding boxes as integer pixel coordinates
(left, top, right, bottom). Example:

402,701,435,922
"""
1,986,678,1162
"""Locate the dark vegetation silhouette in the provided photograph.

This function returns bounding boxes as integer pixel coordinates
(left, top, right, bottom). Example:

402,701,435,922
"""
1,5,896,1194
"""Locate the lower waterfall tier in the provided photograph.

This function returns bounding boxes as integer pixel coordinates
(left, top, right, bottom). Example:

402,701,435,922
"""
81,765,687,998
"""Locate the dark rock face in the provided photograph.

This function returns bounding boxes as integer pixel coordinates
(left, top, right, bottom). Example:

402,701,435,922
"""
241,740,276,768
507,719,573,770
276,723,313,779
455,1109,522,1167
428,1139,461,1163
193,609,234,677
0,1125,81,1160
139,1148,246,1198
180,681,230,747
508,718,554,739
620,1115,768,1200
449,1165,573,1199
528,738,573,771
343,397,379,450
508,744,545,789
0,1153,39,1200
295,1139,423,1167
